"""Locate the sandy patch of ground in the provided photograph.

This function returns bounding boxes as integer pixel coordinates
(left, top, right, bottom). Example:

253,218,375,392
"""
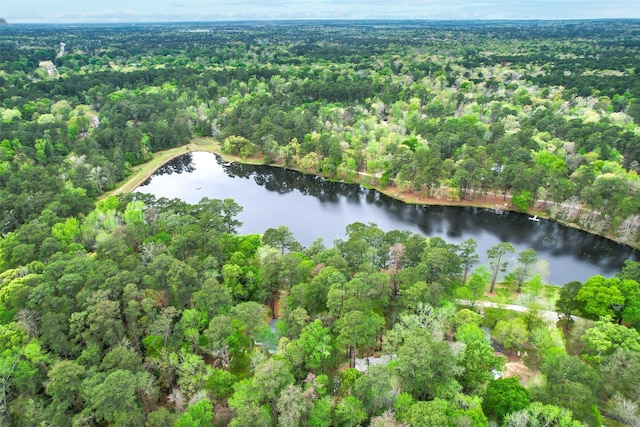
502,354,542,387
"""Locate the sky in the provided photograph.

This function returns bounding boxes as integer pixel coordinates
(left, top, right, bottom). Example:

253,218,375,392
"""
1,0,639,23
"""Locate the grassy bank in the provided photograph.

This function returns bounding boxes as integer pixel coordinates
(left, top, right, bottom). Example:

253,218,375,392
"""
102,138,221,199
478,282,560,309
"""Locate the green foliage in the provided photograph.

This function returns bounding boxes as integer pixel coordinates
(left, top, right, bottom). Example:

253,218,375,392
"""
334,396,367,427
452,308,483,329
504,402,584,427
406,399,450,427
511,190,533,212
530,326,566,360
124,201,145,225
308,396,333,427
147,408,178,427
335,310,384,366
482,377,530,421
460,266,490,305
458,238,480,283
290,319,333,374
0,303,16,325
231,301,269,352
353,365,395,416
175,398,213,427
487,242,515,293
515,248,538,292
556,280,583,327
252,358,294,403
228,378,273,426
449,394,488,427
396,328,461,400
262,226,298,256
534,353,602,427
617,260,640,283
493,318,529,352
598,348,640,400
206,368,237,400
576,276,626,320
223,135,256,158
276,384,312,427
580,318,640,364
1,20,640,425
142,335,165,358
338,368,361,396
456,323,506,394
81,369,144,426
393,392,414,423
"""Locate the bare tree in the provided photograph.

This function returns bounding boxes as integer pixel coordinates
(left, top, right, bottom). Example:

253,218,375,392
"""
618,214,640,244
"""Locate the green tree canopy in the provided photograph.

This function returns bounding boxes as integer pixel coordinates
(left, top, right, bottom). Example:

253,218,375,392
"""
576,275,625,320
482,377,530,422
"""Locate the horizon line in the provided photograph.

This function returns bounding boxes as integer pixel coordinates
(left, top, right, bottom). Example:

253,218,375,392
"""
4,17,640,25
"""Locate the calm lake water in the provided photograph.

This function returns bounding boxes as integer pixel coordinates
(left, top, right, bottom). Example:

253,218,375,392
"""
137,151,639,285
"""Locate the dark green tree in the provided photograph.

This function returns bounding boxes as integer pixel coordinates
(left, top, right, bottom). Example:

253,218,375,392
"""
396,329,460,400
482,377,530,422
556,280,583,327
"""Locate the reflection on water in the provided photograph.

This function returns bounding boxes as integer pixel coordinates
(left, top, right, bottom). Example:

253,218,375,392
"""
137,152,639,285
140,153,195,186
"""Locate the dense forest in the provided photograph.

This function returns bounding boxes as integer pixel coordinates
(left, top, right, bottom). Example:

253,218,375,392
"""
2,21,640,245
1,21,640,426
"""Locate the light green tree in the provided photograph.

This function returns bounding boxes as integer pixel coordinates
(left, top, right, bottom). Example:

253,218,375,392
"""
262,226,298,256
231,301,268,353
456,323,506,394
335,310,384,368
291,319,333,374
396,329,461,400
534,353,602,427
45,360,86,424
334,395,367,427
464,266,490,307
576,275,625,320
406,398,450,427
504,402,584,427
487,242,515,292
514,248,538,292
223,135,255,158
308,396,333,427
276,384,312,427
580,318,640,364
458,238,480,283
174,398,213,427
353,365,395,416
493,318,529,353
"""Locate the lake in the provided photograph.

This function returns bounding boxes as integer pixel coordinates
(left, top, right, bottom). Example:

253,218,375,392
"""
137,151,639,285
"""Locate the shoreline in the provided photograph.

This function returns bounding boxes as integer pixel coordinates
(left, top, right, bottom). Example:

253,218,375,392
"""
102,139,220,198
105,138,640,252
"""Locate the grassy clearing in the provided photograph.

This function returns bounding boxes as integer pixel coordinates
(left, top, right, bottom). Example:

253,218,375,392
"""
479,282,560,311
